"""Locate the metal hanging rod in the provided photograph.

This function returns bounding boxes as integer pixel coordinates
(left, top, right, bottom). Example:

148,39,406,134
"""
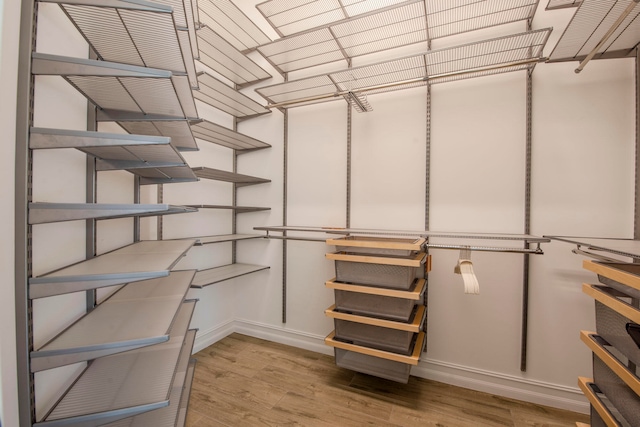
575,0,640,73
572,247,624,262
265,57,546,109
425,243,543,255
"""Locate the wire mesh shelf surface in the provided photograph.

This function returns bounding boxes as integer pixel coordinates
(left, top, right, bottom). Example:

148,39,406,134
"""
116,119,199,152
549,0,640,62
197,26,272,87
546,0,582,10
255,0,538,74
194,72,270,118
256,29,551,108
198,0,272,52
190,119,271,151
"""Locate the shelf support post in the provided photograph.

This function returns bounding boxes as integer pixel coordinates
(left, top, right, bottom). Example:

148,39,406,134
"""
282,73,289,324
346,58,352,229
520,17,534,372
16,0,37,424
85,53,97,310
635,46,640,241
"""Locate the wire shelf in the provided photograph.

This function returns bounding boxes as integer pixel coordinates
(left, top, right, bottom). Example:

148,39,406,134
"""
198,0,271,52
59,1,198,88
194,72,270,118
197,26,272,88
192,166,271,186
114,118,199,152
186,204,271,213
549,0,640,62
28,203,196,224
255,0,539,74
256,0,410,37
190,263,270,288
546,0,582,10
135,166,199,185
190,119,271,152
257,29,551,109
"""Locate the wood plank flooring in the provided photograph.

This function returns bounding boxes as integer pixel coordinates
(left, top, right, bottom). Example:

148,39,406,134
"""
186,333,589,426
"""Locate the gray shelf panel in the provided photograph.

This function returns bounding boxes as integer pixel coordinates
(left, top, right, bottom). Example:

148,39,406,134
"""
29,203,196,224
256,0,409,37
192,166,270,186
110,117,199,152
32,53,198,120
257,29,551,109
546,0,582,10
58,0,197,88
187,204,270,213
29,239,197,299
31,270,195,372
135,165,199,185
198,0,271,52
102,358,196,427
197,26,271,88
546,236,640,260
195,234,264,245
190,119,271,152
194,72,270,119
190,263,270,288
30,127,198,179
255,0,539,74
35,301,196,427
549,0,640,62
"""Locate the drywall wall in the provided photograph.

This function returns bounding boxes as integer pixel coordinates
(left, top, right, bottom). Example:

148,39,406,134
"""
1,0,20,423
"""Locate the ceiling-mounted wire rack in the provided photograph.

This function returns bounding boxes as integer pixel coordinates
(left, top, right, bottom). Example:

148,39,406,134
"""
256,0,409,37
198,0,272,52
256,28,551,110
56,0,198,88
546,0,582,10
548,0,640,72
196,26,272,88
255,0,539,74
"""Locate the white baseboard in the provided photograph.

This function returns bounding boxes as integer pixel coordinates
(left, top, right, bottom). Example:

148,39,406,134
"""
193,320,589,414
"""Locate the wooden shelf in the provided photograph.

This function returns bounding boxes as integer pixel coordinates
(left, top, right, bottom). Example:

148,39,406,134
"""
325,304,425,333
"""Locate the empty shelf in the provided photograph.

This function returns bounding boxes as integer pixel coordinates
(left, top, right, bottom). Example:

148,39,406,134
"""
546,0,582,10
256,29,551,109
31,270,195,372
190,263,270,288
187,204,270,213
32,53,198,121
198,0,271,52
255,0,539,74
34,301,196,427
192,167,270,186
190,119,271,152
547,236,640,260
194,234,264,245
197,26,271,88
29,239,196,299
29,127,195,169
549,0,640,62
29,203,196,224
107,117,199,152
57,0,198,88
134,165,199,185
102,358,196,427
194,72,270,119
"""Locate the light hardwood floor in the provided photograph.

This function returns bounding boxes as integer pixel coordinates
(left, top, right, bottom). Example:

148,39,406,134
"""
186,333,589,426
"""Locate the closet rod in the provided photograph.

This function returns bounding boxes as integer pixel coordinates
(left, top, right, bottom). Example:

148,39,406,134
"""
265,58,545,109
575,0,640,73
572,247,622,262
425,243,543,255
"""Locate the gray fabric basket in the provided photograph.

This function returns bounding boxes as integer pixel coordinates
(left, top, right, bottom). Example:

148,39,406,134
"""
334,261,418,290
334,319,416,355
328,236,423,257
594,292,640,367
592,354,639,425
590,404,606,427
333,285,422,322
334,347,411,384
597,274,640,300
